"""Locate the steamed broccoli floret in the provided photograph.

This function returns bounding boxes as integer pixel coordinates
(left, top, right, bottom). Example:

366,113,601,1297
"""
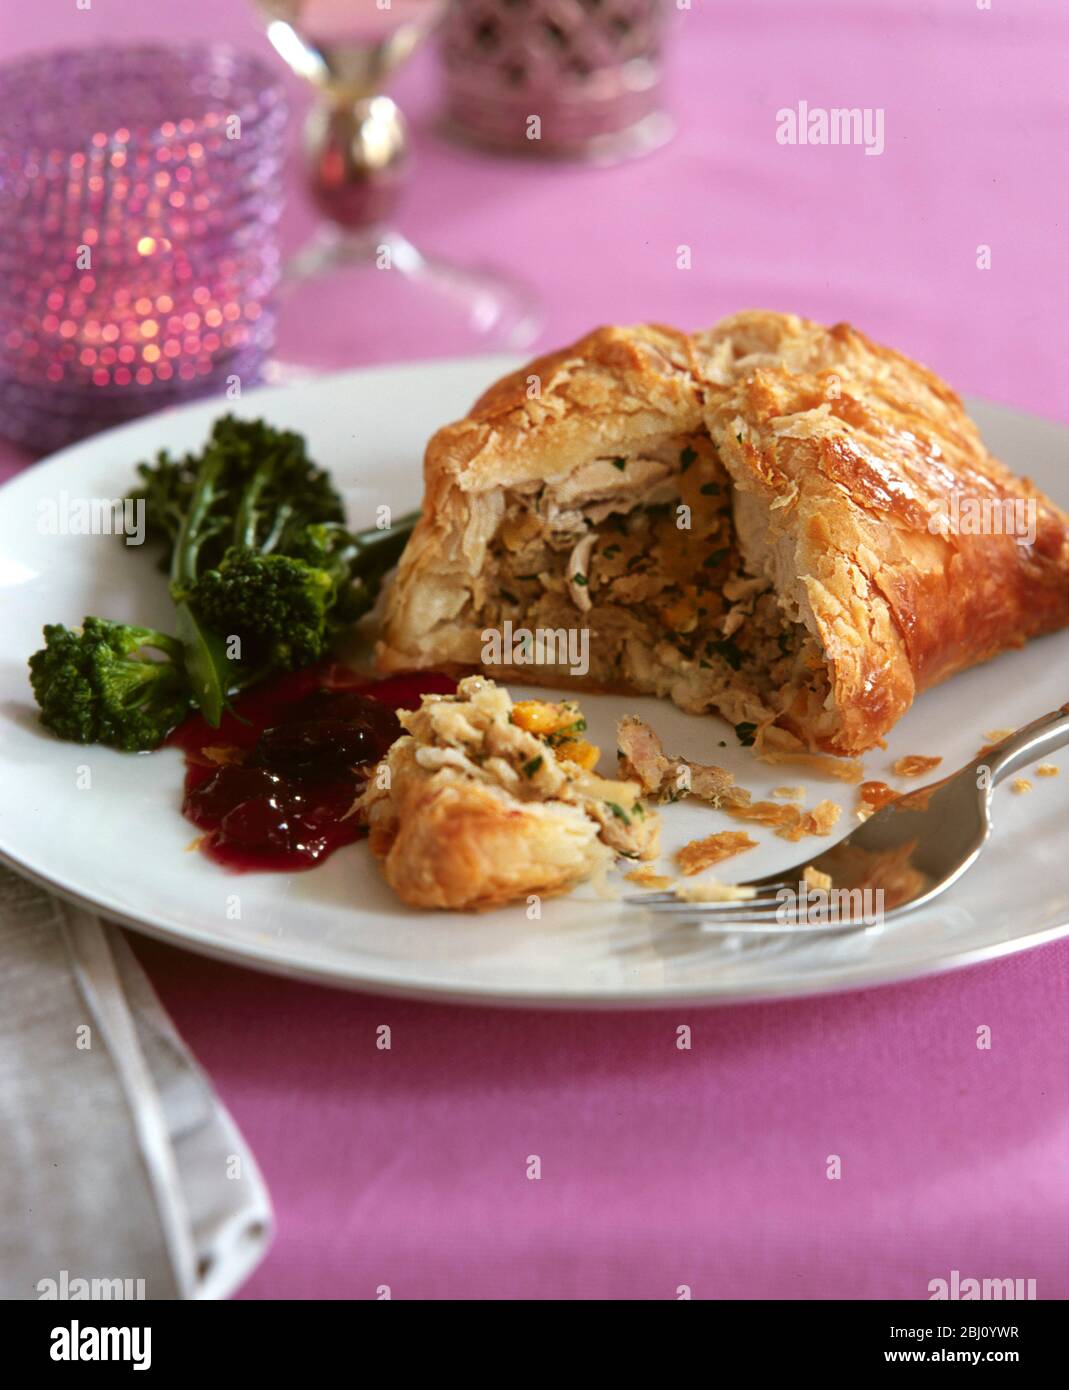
28,618,191,752
184,547,337,672
184,514,420,683
282,520,403,623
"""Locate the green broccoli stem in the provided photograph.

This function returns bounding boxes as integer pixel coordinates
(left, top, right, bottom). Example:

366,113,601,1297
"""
170,451,233,726
257,501,294,555
232,461,295,553
232,462,269,550
171,450,225,590
347,510,419,557
130,629,186,664
174,600,230,727
349,511,418,589
331,511,417,622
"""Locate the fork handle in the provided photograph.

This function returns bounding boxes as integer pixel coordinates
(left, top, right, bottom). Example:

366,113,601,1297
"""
984,701,1069,786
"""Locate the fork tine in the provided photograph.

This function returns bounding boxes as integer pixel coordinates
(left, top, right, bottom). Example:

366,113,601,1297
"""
625,880,797,908
632,904,797,920
625,897,875,933
696,920,871,935
630,895,879,932
625,899,792,915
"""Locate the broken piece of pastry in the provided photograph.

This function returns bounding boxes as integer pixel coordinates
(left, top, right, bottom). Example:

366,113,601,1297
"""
355,677,659,910
676,831,758,876
378,312,1069,755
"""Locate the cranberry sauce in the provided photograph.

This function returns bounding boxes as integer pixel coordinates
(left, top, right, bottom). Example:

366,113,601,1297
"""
168,664,454,872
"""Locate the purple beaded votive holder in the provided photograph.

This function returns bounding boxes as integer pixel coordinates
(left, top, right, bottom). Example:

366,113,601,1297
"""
0,44,287,452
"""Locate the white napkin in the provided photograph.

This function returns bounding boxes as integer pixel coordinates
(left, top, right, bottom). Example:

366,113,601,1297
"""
0,866,273,1300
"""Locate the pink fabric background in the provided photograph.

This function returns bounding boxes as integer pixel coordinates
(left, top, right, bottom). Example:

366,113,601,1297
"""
2,2,1067,1298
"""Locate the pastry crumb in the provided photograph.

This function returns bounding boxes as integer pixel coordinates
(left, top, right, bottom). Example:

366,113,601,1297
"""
677,830,758,876
977,728,1018,759
771,785,806,801
1036,763,1059,777
625,865,675,890
673,877,757,904
1011,777,1032,795
201,744,245,767
857,780,897,813
802,865,833,891
779,799,841,842
892,754,942,778
758,748,862,783
728,796,841,841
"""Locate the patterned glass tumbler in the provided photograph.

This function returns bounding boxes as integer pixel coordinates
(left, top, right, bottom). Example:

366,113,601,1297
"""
0,44,287,453
439,0,673,162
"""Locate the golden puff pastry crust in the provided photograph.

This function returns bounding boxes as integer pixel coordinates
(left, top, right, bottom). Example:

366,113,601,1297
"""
356,677,659,911
694,312,1069,752
379,313,1069,756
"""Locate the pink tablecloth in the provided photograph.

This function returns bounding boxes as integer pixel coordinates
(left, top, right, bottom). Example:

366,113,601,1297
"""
2,2,1067,1299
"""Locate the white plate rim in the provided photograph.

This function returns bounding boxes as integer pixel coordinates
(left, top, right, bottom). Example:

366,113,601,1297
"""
2,843,1067,1008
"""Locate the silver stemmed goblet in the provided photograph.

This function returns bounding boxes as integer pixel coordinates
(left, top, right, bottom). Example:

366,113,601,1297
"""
256,0,539,369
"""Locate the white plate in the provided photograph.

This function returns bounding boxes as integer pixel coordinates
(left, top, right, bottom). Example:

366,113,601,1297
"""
1,359,1067,1007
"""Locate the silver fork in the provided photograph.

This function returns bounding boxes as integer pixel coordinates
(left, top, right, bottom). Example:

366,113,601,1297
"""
626,702,1069,932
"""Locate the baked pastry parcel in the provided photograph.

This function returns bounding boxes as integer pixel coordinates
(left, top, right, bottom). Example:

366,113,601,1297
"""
379,312,1069,755
356,677,659,910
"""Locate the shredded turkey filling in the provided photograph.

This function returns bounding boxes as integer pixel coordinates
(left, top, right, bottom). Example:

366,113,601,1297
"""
475,431,832,741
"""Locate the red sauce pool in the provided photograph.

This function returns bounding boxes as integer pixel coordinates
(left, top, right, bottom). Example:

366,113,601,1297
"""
168,664,454,872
